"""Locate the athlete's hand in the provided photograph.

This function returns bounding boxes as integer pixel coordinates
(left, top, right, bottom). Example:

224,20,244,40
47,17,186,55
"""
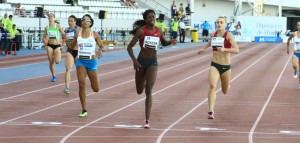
133,60,142,71
198,48,205,55
217,47,225,52
96,50,102,59
43,38,48,46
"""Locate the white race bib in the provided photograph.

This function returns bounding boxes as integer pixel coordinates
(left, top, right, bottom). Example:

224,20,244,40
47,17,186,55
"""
66,32,75,40
78,42,95,59
47,31,57,39
211,37,224,48
143,36,160,50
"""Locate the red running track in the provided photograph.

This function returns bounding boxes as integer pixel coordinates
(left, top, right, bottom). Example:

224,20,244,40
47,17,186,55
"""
0,43,299,143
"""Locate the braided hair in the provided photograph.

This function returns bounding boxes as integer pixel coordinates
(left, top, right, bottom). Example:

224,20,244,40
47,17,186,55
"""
129,9,155,35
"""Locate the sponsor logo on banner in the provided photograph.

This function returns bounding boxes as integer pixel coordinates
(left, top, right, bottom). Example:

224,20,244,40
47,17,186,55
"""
254,36,281,43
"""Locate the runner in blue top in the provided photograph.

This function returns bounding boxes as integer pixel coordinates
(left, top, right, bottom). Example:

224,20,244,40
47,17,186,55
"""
63,15,81,95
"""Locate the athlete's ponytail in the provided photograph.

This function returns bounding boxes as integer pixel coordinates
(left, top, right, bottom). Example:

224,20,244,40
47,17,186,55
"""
129,20,146,35
130,9,155,35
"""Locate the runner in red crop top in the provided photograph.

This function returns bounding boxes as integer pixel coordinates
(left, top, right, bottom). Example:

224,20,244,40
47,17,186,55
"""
212,30,231,51
139,26,161,49
127,9,176,129
198,16,239,119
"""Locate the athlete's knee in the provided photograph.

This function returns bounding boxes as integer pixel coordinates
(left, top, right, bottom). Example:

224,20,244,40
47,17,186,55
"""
209,84,216,90
145,83,153,95
136,88,144,94
222,89,228,94
65,66,72,72
93,87,99,92
78,82,85,89
222,85,230,94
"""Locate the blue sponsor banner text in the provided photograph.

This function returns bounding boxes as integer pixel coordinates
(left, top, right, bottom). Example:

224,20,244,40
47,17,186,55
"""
254,36,281,43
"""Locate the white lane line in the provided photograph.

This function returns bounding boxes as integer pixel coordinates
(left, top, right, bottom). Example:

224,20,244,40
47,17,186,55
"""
59,66,210,143
0,52,210,126
5,122,300,136
155,44,283,143
59,43,262,143
248,53,292,143
0,56,44,64
0,46,201,86
0,48,202,101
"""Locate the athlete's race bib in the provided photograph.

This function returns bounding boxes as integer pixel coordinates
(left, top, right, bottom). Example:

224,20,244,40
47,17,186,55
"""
143,36,160,50
211,37,224,49
47,31,57,39
295,39,300,50
66,32,75,40
77,42,95,59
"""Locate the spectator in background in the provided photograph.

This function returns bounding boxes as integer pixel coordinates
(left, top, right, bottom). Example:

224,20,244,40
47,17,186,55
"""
0,0,7,3
15,3,25,16
171,1,177,18
0,23,8,41
155,18,167,48
179,18,185,43
171,17,179,41
185,4,192,25
228,19,237,35
155,18,166,35
201,20,210,42
0,23,8,54
132,0,138,8
235,21,242,36
177,3,184,19
120,0,126,6
1,13,8,29
9,24,20,39
6,15,13,33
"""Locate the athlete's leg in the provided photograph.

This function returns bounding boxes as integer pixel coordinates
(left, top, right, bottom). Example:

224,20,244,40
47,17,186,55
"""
77,66,87,111
292,55,299,78
298,60,300,83
64,52,74,90
208,66,220,113
220,69,231,94
135,68,146,94
292,55,299,70
53,47,62,64
87,70,100,92
47,47,55,76
144,66,158,121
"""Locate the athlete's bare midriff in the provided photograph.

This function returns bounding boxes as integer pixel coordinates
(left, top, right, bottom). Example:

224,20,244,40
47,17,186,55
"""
212,51,231,65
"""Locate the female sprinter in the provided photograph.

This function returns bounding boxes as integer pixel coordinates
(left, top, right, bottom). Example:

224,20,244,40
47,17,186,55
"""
65,14,103,117
127,9,176,128
63,15,81,95
198,16,239,119
287,21,300,88
43,13,66,82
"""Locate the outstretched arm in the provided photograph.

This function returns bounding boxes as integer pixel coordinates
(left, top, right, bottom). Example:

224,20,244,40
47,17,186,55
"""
287,32,295,54
94,31,104,58
160,29,176,46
